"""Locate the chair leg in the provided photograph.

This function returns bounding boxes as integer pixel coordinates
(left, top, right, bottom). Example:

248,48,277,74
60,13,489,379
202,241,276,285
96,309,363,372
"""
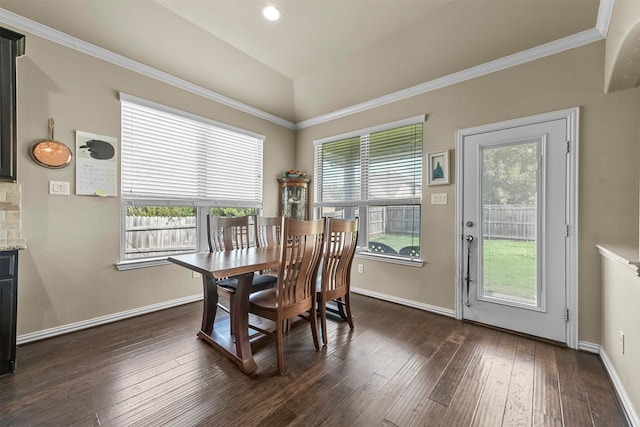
310,299,320,351
216,287,236,336
335,296,348,321
344,293,354,329
228,294,235,335
276,319,285,375
319,295,328,347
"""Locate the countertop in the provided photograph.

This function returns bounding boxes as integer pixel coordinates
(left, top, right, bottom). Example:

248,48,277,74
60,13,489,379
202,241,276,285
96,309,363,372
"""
0,239,27,251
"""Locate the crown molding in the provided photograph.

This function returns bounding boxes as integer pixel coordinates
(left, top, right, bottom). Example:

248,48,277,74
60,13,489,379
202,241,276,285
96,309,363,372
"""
0,8,297,130
596,0,615,38
0,2,613,131
296,27,605,129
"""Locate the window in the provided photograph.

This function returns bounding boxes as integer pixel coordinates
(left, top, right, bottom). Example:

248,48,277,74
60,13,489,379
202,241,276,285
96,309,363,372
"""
314,116,423,261
118,94,264,269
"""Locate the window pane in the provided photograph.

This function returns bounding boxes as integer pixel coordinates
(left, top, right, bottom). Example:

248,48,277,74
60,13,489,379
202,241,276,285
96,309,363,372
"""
369,125,422,201
208,207,256,217
318,136,361,203
120,95,264,262
320,206,360,220
124,206,196,259
368,205,420,257
314,118,423,260
481,141,538,305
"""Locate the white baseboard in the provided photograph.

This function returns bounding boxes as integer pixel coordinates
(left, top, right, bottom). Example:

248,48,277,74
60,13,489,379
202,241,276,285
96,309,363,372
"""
579,341,638,427
16,289,453,345
599,346,639,427
578,340,601,354
351,287,456,318
16,294,203,345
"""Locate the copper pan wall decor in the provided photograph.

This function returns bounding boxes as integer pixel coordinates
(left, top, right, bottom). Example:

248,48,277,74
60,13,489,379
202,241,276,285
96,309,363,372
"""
29,118,73,169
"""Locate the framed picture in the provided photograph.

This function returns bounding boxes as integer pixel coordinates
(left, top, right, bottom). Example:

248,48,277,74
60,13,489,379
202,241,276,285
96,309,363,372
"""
427,150,449,186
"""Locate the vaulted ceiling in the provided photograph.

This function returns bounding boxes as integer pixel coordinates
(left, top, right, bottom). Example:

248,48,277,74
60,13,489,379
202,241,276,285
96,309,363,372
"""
0,0,602,124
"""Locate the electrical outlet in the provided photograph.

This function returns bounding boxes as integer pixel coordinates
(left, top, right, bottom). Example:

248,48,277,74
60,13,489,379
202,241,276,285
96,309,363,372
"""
357,263,364,274
192,271,202,279
619,331,625,354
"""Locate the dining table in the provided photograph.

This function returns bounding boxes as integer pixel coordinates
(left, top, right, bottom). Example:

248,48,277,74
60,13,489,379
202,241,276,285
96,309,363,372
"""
168,246,280,374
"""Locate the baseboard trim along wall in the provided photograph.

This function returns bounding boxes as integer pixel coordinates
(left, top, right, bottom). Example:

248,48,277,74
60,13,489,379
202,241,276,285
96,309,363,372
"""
16,294,203,345
17,288,453,345
350,287,456,318
580,342,639,427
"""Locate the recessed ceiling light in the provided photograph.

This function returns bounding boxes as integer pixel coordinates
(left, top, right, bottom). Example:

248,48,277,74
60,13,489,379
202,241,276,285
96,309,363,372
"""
262,5,280,21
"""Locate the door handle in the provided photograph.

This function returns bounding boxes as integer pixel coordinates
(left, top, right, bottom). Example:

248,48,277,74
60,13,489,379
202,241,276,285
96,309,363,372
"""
465,235,474,306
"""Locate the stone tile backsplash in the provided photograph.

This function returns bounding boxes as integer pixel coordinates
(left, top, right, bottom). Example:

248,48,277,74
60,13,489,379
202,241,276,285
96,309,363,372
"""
0,183,21,241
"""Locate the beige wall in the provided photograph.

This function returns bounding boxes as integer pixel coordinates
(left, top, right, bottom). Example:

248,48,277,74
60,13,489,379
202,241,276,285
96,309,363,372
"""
10,16,640,349
296,41,640,344
14,29,296,335
600,255,640,419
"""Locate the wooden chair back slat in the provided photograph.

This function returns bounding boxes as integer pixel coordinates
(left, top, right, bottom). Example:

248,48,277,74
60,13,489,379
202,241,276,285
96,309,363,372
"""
207,215,252,252
256,216,282,248
277,218,325,317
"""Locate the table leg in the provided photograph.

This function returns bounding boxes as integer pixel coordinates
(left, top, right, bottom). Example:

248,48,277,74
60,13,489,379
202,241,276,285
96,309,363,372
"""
230,272,257,373
200,274,218,335
196,272,258,374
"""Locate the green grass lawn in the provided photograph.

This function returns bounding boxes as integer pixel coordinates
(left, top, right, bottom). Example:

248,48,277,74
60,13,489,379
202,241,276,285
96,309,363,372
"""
368,235,536,303
483,239,537,302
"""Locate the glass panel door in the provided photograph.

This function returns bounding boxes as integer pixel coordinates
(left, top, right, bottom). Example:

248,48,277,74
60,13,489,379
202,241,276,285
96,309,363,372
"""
460,115,570,343
480,140,540,307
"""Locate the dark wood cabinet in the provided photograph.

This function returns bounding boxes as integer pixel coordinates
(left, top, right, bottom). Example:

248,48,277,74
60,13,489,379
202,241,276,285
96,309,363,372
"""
0,27,25,182
0,250,18,375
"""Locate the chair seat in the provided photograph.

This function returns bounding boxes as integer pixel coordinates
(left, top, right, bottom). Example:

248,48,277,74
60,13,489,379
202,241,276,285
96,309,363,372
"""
249,287,277,309
217,273,277,293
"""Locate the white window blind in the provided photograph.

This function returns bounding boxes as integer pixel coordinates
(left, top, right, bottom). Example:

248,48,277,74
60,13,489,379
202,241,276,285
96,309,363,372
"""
314,118,423,208
120,93,264,207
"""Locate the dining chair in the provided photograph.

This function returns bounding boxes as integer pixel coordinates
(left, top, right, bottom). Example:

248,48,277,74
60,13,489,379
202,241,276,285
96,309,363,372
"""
206,215,277,330
248,217,325,374
317,217,358,346
255,215,282,248
255,215,282,277
207,215,252,252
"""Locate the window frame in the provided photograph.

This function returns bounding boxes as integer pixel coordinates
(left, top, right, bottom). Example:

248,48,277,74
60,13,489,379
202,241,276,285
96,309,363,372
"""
313,115,425,266
117,94,265,270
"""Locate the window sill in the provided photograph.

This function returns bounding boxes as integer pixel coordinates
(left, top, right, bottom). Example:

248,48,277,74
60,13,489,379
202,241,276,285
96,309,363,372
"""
116,257,173,271
355,252,424,267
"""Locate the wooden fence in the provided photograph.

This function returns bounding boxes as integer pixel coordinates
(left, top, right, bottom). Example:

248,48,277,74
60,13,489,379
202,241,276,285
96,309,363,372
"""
483,204,536,241
370,205,534,240
125,216,197,258
369,206,420,236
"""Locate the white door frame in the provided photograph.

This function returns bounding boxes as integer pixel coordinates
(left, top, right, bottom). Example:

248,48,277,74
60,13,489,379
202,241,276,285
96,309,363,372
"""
455,107,579,349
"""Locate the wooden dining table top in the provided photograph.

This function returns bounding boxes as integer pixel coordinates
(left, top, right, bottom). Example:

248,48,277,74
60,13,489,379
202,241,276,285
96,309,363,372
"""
168,245,281,278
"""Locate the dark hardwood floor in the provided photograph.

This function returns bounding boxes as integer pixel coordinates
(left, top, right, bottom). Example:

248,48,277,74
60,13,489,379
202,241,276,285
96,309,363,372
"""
0,294,628,426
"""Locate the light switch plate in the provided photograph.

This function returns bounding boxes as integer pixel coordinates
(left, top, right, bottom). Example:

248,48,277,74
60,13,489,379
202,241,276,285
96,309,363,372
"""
49,180,70,196
431,193,447,205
